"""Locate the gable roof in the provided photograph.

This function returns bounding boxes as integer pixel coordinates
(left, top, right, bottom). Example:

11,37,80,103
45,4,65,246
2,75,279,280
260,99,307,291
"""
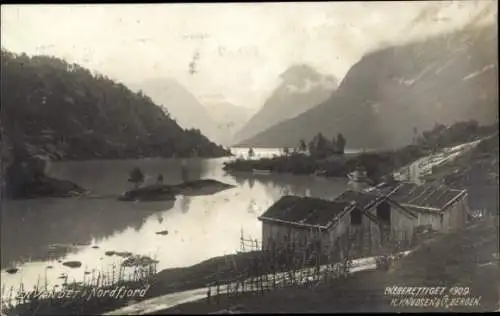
334,189,418,219
334,190,381,210
258,189,419,230
258,195,356,230
386,182,467,211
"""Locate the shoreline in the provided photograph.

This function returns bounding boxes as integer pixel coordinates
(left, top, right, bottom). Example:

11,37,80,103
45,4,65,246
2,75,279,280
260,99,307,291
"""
38,152,234,163
224,128,498,181
0,248,395,316
2,129,497,315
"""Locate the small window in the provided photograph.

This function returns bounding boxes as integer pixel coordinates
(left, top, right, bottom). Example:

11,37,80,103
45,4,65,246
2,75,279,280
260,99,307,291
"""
351,208,362,226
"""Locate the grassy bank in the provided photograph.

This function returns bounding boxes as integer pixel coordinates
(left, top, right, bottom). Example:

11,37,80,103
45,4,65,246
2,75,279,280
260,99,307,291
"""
154,217,500,314
1,264,157,316
145,251,263,298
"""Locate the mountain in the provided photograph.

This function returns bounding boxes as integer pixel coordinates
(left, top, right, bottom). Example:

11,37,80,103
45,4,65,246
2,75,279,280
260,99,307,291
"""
238,23,498,150
234,64,338,145
129,78,220,144
0,50,229,163
204,102,254,146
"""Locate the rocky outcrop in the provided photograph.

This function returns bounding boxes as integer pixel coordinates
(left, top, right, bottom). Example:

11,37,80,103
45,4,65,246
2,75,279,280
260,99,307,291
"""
4,154,86,199
1,130,86,199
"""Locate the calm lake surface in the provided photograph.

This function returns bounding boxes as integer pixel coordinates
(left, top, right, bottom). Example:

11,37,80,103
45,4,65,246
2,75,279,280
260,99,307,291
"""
0,149,349,293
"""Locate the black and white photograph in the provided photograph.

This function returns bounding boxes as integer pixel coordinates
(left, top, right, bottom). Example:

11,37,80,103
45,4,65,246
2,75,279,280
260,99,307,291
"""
0,2,499,315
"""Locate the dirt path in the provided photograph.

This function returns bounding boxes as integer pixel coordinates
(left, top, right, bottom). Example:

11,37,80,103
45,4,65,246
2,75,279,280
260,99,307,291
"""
105,255,392,315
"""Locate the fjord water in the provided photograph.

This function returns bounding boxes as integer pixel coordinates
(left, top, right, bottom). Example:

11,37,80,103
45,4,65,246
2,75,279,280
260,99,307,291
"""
0,149,349,293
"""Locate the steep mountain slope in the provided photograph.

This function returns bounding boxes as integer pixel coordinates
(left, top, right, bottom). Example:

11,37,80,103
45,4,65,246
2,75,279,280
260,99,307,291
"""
130,78,220,143
240,23,498,150
204,101,253,146
234,64,338,145
0,51,229,161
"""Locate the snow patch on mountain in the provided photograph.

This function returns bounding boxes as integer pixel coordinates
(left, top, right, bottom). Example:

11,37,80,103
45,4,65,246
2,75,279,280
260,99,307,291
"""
463,64,496,81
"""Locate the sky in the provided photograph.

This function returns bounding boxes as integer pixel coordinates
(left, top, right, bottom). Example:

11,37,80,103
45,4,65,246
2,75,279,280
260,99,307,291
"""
1,1,496,109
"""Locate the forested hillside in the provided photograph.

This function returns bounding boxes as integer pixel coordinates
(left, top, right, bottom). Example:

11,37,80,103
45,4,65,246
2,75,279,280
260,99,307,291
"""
0,50,229,162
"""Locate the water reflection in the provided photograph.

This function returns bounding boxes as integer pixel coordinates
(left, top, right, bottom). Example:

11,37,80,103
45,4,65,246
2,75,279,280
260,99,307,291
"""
156,213,164,225
226,171,347,201
1,155,348,294
179,196,191,214
1,198,174,268
248,177,255,189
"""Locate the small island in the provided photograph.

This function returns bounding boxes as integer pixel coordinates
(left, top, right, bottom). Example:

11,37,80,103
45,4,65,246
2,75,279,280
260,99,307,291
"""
118,179,235,201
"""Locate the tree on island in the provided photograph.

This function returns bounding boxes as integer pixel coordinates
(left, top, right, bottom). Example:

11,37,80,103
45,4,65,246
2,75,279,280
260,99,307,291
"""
128,167,145,189
336,133,346,155
304,132,347,158
331,137,338,155
315,133,328,154
309,132,329,158
248,147,255,158
299,139,307,153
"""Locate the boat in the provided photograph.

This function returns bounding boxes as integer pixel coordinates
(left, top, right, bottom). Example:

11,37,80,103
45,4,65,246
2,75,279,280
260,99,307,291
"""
312,169,327,177
252,169,271,175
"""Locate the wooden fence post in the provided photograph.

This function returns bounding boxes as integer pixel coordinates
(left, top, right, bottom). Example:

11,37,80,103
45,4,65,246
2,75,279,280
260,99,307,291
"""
274,274,278,289
260,275,264,295
207,284,211,305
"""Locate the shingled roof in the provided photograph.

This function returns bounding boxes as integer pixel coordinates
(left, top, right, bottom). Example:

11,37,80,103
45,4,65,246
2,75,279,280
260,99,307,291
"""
334,190,383,210
334,189,418,219
258,195,356,229
258,188,420,230
386,182,467,211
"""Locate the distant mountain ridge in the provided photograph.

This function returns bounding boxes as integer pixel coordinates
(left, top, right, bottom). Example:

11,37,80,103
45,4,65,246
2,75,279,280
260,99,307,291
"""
238,23,498,150
234,64,338,145
204,101,254,146
130,78,221,144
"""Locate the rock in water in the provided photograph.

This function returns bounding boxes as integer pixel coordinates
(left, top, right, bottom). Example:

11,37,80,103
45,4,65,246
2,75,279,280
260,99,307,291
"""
5,268,19,274
121,255,159,267
62,261,82,268
114,251,133,258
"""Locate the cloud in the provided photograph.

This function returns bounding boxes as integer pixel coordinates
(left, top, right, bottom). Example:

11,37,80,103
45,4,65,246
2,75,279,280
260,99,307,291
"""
1,2,495,108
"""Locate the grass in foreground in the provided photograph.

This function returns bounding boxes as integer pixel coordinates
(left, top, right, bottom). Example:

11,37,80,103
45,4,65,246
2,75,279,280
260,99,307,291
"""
155,218,500,314
1,264,157,316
